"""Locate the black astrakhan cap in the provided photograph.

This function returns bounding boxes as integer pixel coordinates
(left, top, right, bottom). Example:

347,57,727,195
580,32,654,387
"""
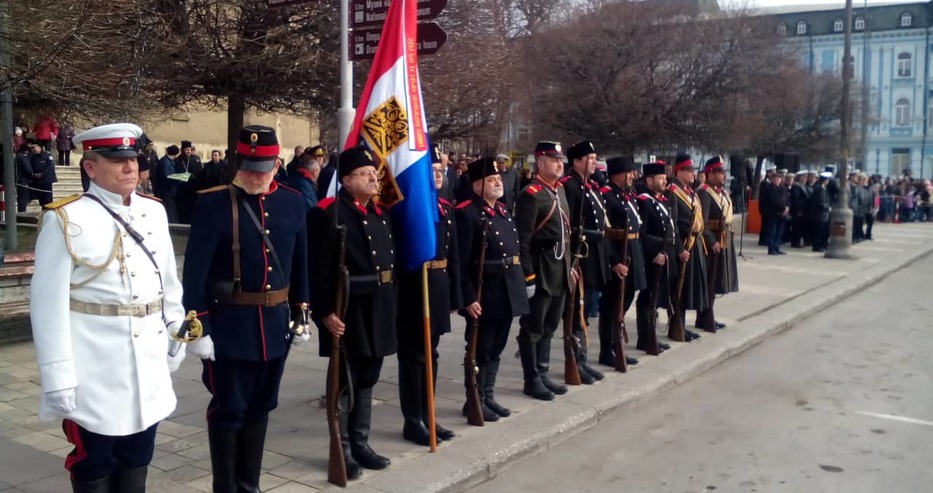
606,156,637,176
467,157,500,182
642,162,667,176
338,146,377,179
566,140,596,162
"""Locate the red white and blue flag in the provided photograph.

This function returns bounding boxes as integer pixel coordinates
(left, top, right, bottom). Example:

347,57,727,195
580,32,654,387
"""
345,0,437,271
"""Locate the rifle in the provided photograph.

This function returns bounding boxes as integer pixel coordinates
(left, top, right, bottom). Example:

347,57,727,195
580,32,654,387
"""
667,185,696,343
612,231,630,372
326,225,350,487
463,207,487,426
563,171,591,386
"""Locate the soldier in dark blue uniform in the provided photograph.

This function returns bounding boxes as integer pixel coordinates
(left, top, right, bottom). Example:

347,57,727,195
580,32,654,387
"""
515,142,574,401
636,163,675,356
559,140,608,383
457,157,529,420
183,125,310,493
598,157,644,367
396,146,462,446
309,146,396,479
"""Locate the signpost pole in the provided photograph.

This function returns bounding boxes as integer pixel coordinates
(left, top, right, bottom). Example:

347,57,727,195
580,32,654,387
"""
339,0,355,149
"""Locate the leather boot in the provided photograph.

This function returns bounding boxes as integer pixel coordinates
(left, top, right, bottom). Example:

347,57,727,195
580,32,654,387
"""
597,315,616,366
111,465,147,493
483,359,510,418
349,389,391,470
208,423,239,493
339,403,362,480
575,329,604,382
398,360,431,446
72,475,111,493
518,337,553,401
635,308,660,356
537,336,568,395
474,367,499,422
235,417,268,493
423,359,455,441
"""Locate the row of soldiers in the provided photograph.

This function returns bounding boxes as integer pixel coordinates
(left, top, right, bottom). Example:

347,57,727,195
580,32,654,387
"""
31,123,741,493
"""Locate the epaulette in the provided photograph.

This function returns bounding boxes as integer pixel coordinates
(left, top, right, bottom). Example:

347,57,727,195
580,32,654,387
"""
136,192,162,203
197,185,228,195
438,197,451,207
317,197,337,209
637,193,653,201
600,186,611,194
455,199,473,210
699,184,711,191
42,194,83,210
278,183,302,195
558,176,572,184
526,184,541,195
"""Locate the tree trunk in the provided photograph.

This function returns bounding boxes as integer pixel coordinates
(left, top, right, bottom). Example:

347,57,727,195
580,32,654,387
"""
227,93,246,156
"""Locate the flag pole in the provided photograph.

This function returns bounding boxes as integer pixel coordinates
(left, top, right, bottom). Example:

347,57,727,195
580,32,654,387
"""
421,263,438,451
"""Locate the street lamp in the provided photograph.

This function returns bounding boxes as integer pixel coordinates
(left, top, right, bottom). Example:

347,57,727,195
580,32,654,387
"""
827,0,855,259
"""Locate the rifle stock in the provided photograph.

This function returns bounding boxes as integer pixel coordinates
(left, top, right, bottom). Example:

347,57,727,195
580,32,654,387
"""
327,226,349,487
667,233,694,343
563,268,583,385
613,233,630,372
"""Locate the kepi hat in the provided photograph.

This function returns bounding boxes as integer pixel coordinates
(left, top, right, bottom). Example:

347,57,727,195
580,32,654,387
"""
72,123,143,159
236,125,280,173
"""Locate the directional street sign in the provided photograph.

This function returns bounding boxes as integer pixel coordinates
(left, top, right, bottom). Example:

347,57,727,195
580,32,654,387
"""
350,0,447,29
351,21,448,61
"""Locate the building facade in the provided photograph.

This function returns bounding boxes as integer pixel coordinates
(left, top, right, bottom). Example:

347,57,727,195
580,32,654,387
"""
769,1,933,178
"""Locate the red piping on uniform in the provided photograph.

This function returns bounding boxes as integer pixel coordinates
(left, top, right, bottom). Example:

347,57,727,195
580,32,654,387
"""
63,419,87,476
258,196,269,361
205,360,217,420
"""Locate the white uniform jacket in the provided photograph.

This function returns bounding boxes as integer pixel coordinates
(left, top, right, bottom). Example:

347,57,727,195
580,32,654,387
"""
30,182,185,436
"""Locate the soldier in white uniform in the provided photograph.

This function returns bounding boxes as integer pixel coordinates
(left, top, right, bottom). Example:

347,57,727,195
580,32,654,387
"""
30,123,187,493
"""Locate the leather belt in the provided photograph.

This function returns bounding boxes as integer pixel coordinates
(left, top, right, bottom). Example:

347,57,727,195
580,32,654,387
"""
70,299,161,318
349,270,394,286
229,287,290,307
426,259,448,269
483,255,520,267
605,229,639,241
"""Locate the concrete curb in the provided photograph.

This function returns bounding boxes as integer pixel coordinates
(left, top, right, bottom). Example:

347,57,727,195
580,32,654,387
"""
330,242,933,493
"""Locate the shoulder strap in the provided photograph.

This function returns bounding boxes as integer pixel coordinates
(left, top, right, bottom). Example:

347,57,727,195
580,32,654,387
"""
232,186,287,280
533,194,558,236
228,186,242,284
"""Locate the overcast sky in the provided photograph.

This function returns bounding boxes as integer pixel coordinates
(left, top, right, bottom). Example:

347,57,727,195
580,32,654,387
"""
743,0,918,7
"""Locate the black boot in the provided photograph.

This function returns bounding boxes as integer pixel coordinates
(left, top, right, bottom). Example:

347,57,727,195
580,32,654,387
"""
635,308,660,356
597,314,615,366
72,475,111,493
349,389,391,470
339,404,362,480
518,338,554,401
111,466,147,493
398,360,431,446
208,423,239,493
537,336,568,395
483,359,510,418
235,417,268,493
575,329,604,381
434,423,455,441
474,366,499,422
422,358,454,441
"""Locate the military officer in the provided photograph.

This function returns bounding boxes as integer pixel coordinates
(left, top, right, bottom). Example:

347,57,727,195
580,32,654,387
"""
697,156,738,332
515,142,575,401
31,123,187,492
397,145,462,446
597,157,644,368
666,155,706,338
559,140,608,383
762,169,789,255
457,157,529,420
309,146,396,479
183,126,310,493
635,162,675,356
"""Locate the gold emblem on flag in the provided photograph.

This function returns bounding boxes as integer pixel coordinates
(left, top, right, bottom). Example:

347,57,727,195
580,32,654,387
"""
361,97,408,207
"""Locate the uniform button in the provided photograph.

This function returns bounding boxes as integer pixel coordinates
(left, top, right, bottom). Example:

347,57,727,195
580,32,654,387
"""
133,332,140,338
390,263,394,268
267,266,273,272
266,248,271,253
141,212,147,217
147,231,152,235
158,290,163,295
130,272,136,277
264,212,269,217
372,250,377,255
265,284,272,290
123,232,128,238
126,252,131,257
132,294,139,299
390,249,394,254
368,235,372,240
264,229,270,235
376,266,381,271
363,220,368,225
261,197,266,201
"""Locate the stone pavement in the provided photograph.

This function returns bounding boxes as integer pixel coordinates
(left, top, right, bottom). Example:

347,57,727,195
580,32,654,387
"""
2,222,932,493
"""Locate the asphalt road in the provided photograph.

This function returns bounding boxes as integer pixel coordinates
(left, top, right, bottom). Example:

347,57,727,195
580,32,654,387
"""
466,254,933,493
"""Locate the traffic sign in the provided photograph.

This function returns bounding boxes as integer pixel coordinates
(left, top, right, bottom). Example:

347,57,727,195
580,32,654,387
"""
350,0,447,29
351,22,448,61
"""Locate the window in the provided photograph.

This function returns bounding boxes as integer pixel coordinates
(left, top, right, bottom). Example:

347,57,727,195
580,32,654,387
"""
777,22,787,36
901,12,912,27
895,98,911,126
796,20,807,35
891,149,911,177
928,103,933,128
821,50,836,73
897,52,913,77
855,17,865,30
834,19,844,32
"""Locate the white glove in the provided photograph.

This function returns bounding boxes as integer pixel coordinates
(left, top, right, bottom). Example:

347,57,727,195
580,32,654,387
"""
167,344,186,372
188,335,215,361
525,284,536,299
291,330,311,347
46,388,77,414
